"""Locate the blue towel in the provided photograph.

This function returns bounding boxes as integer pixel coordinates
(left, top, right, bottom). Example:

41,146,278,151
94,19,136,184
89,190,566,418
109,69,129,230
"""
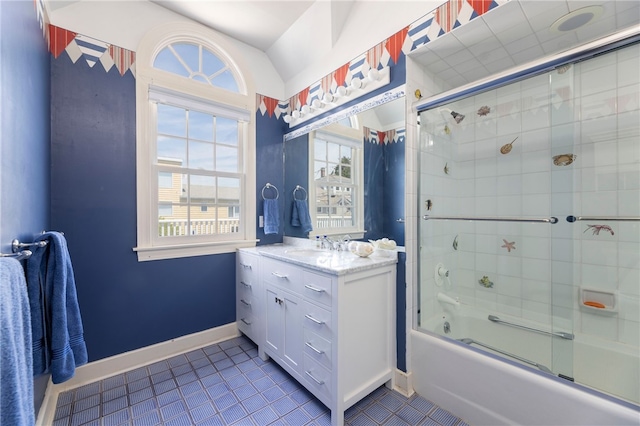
263,198,280,235
1,258,34,426
291,199,313,233
27,232,87,384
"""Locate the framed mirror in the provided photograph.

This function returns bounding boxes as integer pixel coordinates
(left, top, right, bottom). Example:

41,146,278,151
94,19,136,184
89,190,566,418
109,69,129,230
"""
283,96,406,245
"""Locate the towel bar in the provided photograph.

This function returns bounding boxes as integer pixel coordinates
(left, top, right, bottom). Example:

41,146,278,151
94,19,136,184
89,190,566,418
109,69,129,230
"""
0,250,32,261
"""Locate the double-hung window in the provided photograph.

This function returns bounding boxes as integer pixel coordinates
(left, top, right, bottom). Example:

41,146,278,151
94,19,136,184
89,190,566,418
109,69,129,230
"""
135,23,256,261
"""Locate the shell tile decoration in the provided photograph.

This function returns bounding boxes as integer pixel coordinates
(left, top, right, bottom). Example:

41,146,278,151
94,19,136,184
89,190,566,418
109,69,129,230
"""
477,105,491,116
500,137,518,155
553,154,576,166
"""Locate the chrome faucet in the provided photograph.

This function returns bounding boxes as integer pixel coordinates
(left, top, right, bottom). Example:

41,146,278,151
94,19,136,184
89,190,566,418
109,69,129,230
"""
337,234,351,251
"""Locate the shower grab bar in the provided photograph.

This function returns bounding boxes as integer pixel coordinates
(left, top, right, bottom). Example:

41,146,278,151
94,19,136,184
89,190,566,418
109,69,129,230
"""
488,315,574,340
567,215,640,222
422,215,558,224
458,338,553,374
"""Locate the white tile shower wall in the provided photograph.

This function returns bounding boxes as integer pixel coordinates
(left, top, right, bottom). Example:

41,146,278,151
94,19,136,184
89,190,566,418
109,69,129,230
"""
417,43,640,348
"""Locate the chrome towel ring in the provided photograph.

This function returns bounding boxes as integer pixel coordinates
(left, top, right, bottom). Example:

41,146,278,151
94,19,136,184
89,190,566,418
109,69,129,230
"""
261,183,279,200
293,185,308,201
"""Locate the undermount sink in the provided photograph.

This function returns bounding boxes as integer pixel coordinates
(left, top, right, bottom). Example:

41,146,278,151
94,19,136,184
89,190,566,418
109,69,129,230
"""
284,248,329,257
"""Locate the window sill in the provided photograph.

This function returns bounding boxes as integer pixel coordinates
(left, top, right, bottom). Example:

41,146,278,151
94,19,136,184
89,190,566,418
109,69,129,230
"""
133,239,258,261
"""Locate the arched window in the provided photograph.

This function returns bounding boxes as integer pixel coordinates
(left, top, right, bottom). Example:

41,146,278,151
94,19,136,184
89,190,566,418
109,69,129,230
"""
134,23,256,261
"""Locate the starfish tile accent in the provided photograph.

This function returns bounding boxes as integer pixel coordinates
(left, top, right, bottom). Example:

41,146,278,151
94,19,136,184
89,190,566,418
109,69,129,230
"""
501,239,516,252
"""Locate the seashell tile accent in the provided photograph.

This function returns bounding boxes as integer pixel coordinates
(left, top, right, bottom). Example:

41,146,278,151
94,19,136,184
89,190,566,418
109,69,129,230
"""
553,153,576,166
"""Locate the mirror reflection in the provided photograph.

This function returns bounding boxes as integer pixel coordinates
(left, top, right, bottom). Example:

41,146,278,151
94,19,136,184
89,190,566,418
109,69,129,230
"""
284,97,406,246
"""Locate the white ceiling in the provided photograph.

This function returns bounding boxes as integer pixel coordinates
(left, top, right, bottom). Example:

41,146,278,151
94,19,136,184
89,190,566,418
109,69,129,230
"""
46,0,639,94
410,0,640,90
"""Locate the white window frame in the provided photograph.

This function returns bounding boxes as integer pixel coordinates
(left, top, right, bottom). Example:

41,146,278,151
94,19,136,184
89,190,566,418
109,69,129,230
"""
308,122,365,239
134,22,256,261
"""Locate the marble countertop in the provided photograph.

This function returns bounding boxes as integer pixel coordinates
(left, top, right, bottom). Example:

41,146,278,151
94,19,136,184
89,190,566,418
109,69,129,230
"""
240,238,397,276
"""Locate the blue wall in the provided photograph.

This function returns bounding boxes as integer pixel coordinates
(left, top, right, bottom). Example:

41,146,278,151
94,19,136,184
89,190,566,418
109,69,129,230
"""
50,54,236,362
0,0,52,413
283,134,309,238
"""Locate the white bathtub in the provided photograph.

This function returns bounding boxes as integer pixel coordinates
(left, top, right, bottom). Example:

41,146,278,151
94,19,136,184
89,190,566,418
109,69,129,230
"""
412,310,640,425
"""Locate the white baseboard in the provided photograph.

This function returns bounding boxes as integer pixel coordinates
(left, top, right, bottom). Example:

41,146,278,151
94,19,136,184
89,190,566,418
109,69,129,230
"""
393,369,414,398
36,322,239,426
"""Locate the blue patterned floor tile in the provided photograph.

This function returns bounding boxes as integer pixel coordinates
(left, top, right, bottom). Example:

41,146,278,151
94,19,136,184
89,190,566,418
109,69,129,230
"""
220,403,248,424
245,367,267,382
206,382,231,399
157,389,181,407
251,406,279,425
209,351,229,363
167,354,189,368
409,395,435,414
379,393,404,412
75,382,101,400
151,369,173,384
129,387,154,405
131,398,157,418
172,363,194,377
364,402,393,423
234,383,258,401
153,378,178,395
126,367,149,383
237,359,259,372
196,413,224,425
348,413,377,426
245,348,259,358
252,376,276,392
271,396,297,416
160,400,188,422
180,379,203,396
214,391,239,412
203,344,222,356
184,390,210,410
290,388,313,405
241,394,267,414
196,364,217,378
102,408,129,426
396,405,426,424
224,346,244,357
230,417,257,426
417,417,440,426
267,419,286,426
102,374,126,391
312,411,331,426
186,348,207,361
201,372,223,388
175,371,198,386
54,403,71,420
381,414,411,426
53,417,70,426
72,394,100,413
103,385,127,403
227,373,249,390
369,385,389,400
263,385,285,402
132,411,162,426
220,365,242,380
214,358,235,371
429,407,459,426
71,406,100,426
190,401,217,423
282,407,312,425
191,356,212,370
164,412,192,426
56,390,74,407
457,420,470,426
128,377,151,393
147,360,170,375
301,399,328,418
232,352,251,364
102,396,128,416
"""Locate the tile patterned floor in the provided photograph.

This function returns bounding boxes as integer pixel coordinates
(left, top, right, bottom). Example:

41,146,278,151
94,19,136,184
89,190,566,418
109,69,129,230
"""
53,335,468,426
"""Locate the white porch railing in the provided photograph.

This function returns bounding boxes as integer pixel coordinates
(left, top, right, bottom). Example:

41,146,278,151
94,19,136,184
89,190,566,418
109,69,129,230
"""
316,217,354,229
159,219,240,236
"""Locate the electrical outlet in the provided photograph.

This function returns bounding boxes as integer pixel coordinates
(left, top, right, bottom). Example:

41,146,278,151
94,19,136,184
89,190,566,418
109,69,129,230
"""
259,215,264,228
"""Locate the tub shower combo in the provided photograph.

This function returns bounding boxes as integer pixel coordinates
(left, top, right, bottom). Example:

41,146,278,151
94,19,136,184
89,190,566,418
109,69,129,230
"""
414,35,639,420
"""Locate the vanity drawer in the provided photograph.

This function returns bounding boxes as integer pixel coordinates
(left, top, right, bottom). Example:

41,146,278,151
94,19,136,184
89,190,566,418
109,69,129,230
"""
303,354,332,402
262,257,302,292
237,252,259,283
237,314,256,339
303,301,333,341
236,280,255,301
302,270,333,307
303,329,332,370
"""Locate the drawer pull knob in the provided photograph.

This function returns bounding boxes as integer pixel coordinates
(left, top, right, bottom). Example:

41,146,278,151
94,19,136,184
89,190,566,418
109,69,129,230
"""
240,263,252,269
305,370,325,385
240,318,252,325
305,341,324,354
271,272,288,279
240,281,252,288
305,314,325,325
240,299,251,307
304,284,325,293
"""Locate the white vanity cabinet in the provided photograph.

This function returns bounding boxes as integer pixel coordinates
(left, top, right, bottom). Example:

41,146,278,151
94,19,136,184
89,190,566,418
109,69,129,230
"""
253,250,397,426
235,251,262,349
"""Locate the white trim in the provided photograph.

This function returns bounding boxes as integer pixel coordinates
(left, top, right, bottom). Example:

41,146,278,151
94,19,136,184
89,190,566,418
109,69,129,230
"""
36,323,239,426
135,22,256,261
149,85,251,122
